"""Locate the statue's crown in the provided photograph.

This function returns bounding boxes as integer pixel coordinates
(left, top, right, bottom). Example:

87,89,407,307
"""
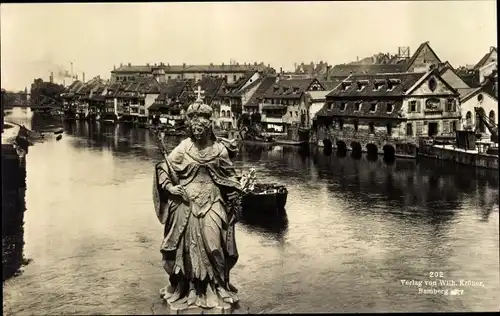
186,85,212,117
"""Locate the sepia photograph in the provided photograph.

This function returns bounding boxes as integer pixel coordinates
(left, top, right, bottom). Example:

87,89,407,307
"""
1,1,499,314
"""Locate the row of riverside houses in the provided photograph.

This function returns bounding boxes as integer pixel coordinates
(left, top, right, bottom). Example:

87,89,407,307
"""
310,41,498,157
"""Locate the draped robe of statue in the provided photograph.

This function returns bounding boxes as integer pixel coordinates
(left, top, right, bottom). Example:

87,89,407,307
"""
153,136,241,310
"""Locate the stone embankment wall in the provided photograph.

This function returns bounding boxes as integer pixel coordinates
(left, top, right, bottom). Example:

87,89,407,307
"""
2,144,27,280
419,144,499,170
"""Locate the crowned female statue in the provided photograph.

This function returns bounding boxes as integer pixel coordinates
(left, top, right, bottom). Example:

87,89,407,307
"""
152,90,245,311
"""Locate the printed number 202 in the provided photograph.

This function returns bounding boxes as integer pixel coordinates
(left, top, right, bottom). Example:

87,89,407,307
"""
430,272,444,278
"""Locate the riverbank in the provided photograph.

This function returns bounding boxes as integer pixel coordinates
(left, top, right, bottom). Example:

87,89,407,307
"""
1,144,29,281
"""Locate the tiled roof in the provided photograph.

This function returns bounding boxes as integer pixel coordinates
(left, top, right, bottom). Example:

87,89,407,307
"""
112,63,271,74
194,77,226,98
329,63,407,78
261,78,321,99
326,72,424,98
244,74,278,108
319,79,343,91
316,100,404,119
474,47,497,70
404,41,442,71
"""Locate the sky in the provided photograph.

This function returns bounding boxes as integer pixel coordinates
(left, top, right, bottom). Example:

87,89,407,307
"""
1,1,497,91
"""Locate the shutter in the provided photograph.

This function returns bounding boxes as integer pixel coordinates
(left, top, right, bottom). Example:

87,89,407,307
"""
407,101,411,113
416,100,421,113
416,121,423,135
453,100,457,112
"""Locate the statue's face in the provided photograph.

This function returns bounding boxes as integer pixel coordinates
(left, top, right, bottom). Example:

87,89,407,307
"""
188,112,212,140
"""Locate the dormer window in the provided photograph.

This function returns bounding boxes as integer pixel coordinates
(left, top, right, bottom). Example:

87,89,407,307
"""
340,102,347,111
387,78,400,91
370,102,377,112
342,81,352,91
354,101,362,111
356,82,365,91
373,80,384,91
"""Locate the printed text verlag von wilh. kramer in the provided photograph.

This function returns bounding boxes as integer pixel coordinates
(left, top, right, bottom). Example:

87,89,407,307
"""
400,279,485,287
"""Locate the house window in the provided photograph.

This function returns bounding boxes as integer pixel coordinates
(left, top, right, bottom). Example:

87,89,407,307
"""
233,75,237,82
340,102,347,111
370,102,377,112
386,103,393,113
354,120,359,131
222,110,226,117
446,99,454,111
338,119,344,130
354,102,362,111
329,102,334,110
386,123,392,136
406,122,413,136
450,121,457,132
410,101,417,112
356,82,365,91
369,122,375,134
295,111,298,117
289,111,292,117
489,110,496,124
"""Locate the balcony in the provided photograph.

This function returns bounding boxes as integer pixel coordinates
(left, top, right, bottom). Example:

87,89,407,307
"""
261,116,284,124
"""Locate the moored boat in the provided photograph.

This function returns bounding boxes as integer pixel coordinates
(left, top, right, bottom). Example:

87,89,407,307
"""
241,183,288,217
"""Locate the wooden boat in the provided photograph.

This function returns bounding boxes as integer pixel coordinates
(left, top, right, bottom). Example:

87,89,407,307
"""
274,139,308,145
100,113,117,124
241,183,288,216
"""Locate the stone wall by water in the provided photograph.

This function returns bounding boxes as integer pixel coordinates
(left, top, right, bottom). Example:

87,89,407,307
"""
419,143,499,170
2,144,27,281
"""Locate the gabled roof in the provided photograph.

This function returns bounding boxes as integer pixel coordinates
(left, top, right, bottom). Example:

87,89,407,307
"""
326,72,424,98
262,78,325,99
474,47,497,70
405,41,442,71
404,69,459,96
244,74,278,108
112,63,272,74
460,85,498,103
194,77,226,98
330,64,407,78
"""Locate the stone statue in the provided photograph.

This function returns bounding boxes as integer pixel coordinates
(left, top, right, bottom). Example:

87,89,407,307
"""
152,92,247,312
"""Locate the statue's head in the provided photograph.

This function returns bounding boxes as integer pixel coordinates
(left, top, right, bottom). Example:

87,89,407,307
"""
186,99,214,141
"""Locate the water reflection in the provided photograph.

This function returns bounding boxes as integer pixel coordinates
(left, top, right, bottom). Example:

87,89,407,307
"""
3,118,499,314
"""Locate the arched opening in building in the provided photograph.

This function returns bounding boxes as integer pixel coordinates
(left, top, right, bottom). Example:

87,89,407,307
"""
476,107,486,133
323,138,332,150
336,140,347,157
489,110,496,124
366,143,378,161
351,142,362,160
383,144,396,163
466,111,473,128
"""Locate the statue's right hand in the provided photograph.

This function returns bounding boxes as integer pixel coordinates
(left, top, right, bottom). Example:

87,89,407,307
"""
168,185,189,201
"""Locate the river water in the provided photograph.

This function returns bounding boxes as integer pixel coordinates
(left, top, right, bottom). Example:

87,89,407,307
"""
2,117,499,314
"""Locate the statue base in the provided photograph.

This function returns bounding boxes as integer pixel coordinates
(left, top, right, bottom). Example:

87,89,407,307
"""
152,286,246,315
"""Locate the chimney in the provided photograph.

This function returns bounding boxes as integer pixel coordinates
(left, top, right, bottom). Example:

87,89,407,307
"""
50,72,54,83
490,46,495,52
146,63,150,66
183,63,186,68
280,67,283,74
128,62,131,66
357,56,359,62
222,62,224,68
254,62,257,66
120,63,123,67
113,65,116,70
83,72,85,83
